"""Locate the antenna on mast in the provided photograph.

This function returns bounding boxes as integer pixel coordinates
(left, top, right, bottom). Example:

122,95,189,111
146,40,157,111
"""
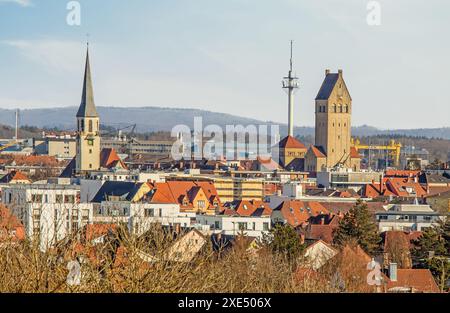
282,40,299,138
290,40,293,73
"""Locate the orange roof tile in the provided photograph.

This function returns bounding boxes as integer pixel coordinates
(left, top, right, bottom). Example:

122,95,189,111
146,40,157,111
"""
279,136,307,149
85,223,117,241
310,145,326,158
151,180,220,210
0,205,25,241
0,170,31,183
100,148,127,170
350,147,360,159
223,200,272,217
387,269,440,293
276,200,329,227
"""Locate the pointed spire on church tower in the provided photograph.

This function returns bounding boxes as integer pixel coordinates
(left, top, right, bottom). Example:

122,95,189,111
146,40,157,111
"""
77,43,98,118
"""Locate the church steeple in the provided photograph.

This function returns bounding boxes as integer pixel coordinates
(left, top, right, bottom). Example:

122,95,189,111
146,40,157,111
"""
77,45,98,118
75,44,101,173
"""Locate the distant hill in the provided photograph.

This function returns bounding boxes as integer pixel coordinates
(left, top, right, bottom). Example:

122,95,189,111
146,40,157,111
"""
1,106,449,139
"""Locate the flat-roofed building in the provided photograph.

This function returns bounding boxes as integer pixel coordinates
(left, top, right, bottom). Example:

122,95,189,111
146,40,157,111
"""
2,183,93,251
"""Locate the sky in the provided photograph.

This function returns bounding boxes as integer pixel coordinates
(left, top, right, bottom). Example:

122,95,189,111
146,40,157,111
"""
0,0,449,129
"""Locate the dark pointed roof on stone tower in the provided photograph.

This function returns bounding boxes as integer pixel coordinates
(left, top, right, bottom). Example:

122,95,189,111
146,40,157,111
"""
315,73,339,100
76,46,98,118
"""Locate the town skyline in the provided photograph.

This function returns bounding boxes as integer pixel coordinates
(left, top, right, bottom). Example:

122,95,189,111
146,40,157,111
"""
1,0,450,130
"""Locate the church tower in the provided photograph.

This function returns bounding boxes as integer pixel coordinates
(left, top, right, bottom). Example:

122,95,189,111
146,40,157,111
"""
75,45,100,173
315,69,352,168
305,69,360,172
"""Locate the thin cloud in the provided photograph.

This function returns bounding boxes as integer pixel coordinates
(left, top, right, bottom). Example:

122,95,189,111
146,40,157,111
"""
0,0,33,7
2,39,84,73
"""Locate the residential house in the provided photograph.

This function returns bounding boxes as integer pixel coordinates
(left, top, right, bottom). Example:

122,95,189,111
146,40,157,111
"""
302,239,338,270
271,200,329,228
196,206,271,239
375,204,445,231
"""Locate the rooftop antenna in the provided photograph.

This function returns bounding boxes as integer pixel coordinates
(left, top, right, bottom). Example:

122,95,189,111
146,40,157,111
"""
282,40,299,138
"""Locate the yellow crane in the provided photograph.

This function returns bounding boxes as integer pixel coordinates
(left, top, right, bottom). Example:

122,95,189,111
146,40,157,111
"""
351,138,402,167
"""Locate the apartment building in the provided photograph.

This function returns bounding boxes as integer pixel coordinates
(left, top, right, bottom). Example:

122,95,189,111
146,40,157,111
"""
2,183,93,250
212,177,264,202
196,214,271,239
375,204,445,232
94,200,193,236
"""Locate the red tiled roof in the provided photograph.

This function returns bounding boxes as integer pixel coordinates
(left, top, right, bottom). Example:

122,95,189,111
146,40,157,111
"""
279,136,307,149
363,178,427,198
0,170,31,183
276,200,329,227
151,180,220,210
305,224,337,244
5,155,60,167
0,205,25,241
222,200,272,217
100,148,127,170
350,147,360,159
310,145,326,158
385,170,421,178
387,269,440,293
85,223,117,241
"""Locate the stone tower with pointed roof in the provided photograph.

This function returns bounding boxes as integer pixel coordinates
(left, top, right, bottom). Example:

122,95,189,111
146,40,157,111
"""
305,69,360,173
75,46,100,173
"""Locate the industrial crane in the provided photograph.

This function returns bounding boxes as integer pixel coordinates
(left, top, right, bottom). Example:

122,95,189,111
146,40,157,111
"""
351,138,402,167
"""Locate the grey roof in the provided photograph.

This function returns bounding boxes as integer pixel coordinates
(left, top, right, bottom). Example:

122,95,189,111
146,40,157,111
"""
315,73,339,100
91,181,144,203
426,173,450,184
76,48,98,118
59,157,76,178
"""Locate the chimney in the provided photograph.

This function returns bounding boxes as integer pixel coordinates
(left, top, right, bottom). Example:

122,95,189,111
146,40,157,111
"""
380,175,384,194
389,263,397,282
325,69,330,76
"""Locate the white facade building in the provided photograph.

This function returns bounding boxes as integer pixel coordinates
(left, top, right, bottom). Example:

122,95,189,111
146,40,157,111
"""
375,204,445,232
195,214,271,238
94,201,193,236
2,183,93,250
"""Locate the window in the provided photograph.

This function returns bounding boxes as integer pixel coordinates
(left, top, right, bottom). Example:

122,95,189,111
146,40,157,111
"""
214,221,220,229
81,120,84,131
64,195,75,203
263,222,269,231
252,222,256,230
32,194,43,203
238,222,247,231
145,208,154,217
197,200,206,209
89,120,93,133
